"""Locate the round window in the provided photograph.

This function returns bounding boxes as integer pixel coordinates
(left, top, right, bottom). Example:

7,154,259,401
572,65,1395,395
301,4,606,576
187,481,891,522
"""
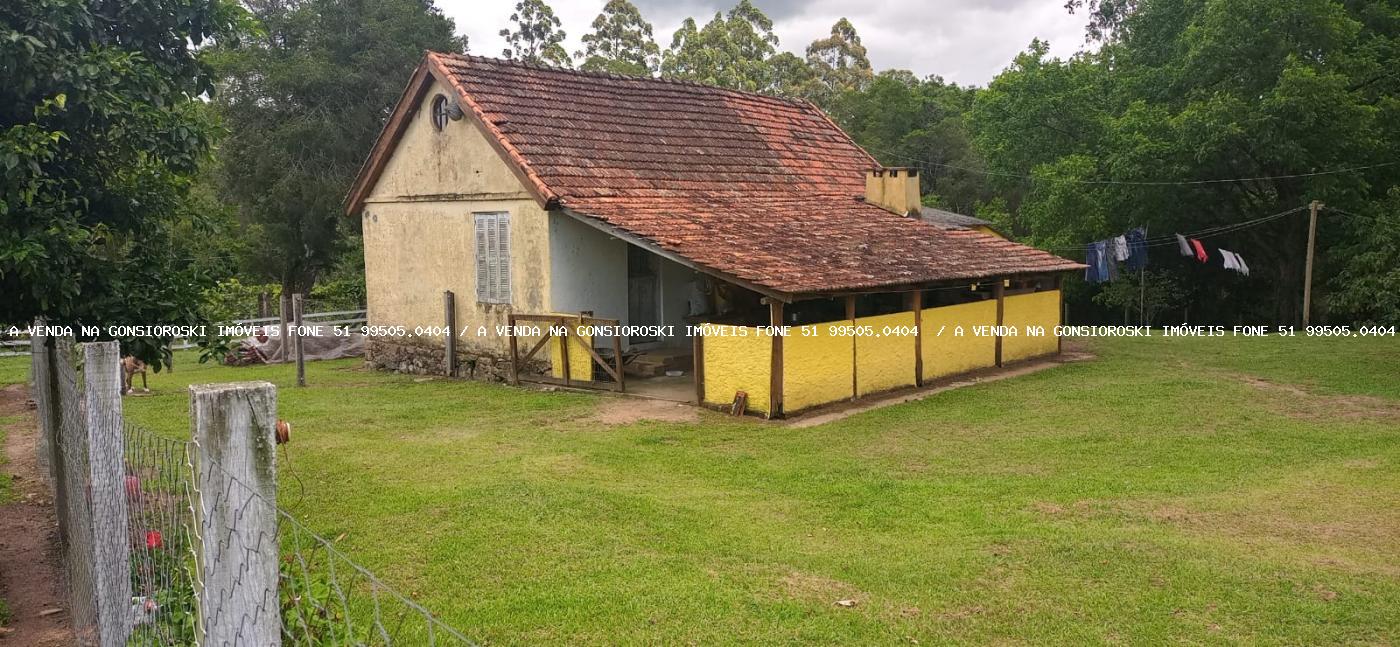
430,94,450,131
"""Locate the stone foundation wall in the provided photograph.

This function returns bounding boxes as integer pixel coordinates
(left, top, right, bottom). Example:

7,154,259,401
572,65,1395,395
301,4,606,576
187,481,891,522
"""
366,338,547,382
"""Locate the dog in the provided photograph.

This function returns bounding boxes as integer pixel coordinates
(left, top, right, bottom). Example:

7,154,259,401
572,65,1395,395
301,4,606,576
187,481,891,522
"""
122,356,147,395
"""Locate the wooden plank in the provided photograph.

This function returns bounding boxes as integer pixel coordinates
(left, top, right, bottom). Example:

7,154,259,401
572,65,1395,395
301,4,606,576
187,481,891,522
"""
292,294,305,387
560,318,571,387
519,332,553,364
846,296,857,400
769,301,784,419
443,291,456,377
994,279,1005,367
612,331,625,393
911,290,923,386
693,333,705,404
507,314,520,385
1054,275,1064,355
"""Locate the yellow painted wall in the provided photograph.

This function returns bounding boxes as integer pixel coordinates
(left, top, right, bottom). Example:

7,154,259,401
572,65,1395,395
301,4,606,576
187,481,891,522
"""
783,322,854,413
921,300,998,381
361,78,549,354
701,326,771,415
549,318,594,381
1002,290,1061,363
855,312,918,397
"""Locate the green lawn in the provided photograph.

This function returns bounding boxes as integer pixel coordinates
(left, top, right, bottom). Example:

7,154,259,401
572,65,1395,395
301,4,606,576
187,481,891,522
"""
2,335,1398,645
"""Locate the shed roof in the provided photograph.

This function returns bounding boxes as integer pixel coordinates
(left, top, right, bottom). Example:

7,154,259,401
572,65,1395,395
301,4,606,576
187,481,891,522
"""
918,206,995,230
347,53,1083,299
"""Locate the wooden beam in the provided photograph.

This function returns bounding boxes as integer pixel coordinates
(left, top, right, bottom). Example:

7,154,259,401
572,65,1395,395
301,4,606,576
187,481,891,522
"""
769,301,784,419
911,290,923,386
612,330,625,393
994,279,1005,368
443,290,456,377
846,295,858,400
507,314,520,385
1054,275,1064,356
693,333,705,405
559,317,572,387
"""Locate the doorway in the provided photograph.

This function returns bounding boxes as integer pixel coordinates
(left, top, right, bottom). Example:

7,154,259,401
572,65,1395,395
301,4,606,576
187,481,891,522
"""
627,245,659,344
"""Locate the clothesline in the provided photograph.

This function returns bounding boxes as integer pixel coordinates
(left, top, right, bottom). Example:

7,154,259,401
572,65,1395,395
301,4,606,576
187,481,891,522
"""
1040,205,1308,253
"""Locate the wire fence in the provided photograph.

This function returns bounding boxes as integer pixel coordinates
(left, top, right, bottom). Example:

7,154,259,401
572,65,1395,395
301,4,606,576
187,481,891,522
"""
29,333,474,646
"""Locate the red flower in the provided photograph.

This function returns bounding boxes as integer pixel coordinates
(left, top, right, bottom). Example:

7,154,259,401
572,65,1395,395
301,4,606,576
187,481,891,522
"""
145,530,163,549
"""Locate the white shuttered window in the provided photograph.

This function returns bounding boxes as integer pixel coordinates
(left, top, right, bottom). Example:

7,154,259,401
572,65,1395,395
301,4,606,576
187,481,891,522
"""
474,212,511,304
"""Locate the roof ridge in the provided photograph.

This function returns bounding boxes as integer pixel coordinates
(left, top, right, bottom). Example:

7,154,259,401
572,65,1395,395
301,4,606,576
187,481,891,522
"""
428,51,816,109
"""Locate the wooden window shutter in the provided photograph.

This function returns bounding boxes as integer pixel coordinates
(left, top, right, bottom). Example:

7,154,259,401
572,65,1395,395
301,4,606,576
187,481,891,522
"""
475,214,489,302
495,214,511,302
474,212,510,304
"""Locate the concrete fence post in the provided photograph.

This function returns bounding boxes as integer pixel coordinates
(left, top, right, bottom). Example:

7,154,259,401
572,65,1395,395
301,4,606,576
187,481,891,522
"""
190,381,281,646
82,341,133,647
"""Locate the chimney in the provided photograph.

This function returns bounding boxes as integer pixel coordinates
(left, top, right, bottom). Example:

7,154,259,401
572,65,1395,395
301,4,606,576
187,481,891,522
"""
864,167,922,216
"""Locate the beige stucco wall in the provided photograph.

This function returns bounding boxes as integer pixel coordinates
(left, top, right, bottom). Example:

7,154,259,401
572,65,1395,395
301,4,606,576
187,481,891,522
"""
361,78,549,353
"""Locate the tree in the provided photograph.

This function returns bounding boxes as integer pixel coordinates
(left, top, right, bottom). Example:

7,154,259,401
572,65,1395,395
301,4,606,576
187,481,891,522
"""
211,0,465,297
1,0,247,366
500,0,570,67
804,18,873,106
661,0,780,92
577,0,659,76
971,0,1399,324
830,71,992,216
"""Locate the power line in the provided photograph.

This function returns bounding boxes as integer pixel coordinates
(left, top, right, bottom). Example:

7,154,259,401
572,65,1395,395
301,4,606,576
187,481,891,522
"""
1039,205,1308,253
861,142,1395,187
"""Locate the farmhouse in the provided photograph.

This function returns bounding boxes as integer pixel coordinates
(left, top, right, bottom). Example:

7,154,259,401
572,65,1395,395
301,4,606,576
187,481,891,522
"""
345,52,1083,417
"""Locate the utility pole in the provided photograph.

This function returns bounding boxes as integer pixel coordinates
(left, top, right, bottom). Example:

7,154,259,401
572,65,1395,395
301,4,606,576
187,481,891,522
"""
1303,200,1321,326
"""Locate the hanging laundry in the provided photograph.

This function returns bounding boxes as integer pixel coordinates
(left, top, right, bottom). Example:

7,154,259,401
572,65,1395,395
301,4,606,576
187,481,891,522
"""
1176,234,1192,257
1125,227,1149,270
1113,235,1130,262
1085,241,1111,283
1190,239,1208,263
1221,249,1239,272
1219,249,1250,276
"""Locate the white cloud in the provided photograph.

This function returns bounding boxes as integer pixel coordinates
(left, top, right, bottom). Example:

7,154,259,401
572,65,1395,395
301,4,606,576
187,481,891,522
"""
441,0,1091,86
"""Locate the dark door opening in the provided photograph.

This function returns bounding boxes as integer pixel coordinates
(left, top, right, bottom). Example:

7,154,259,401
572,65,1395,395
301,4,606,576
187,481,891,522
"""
627,245,659,344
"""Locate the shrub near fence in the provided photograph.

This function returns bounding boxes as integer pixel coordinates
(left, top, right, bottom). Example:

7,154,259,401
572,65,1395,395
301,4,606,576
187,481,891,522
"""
28,332,474,646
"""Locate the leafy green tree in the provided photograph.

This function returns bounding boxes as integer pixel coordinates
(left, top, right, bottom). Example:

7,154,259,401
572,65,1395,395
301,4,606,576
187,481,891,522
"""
1,0,247,366
577,0,659,76
830,71,992,216
211,0,465,296
661,0,780,92
971,0,1399,324
500,0,570,67
804,18,873,106
766,51,817,98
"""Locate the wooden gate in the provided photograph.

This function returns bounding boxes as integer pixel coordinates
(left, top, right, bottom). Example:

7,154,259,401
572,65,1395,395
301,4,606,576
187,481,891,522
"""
507,313,627,392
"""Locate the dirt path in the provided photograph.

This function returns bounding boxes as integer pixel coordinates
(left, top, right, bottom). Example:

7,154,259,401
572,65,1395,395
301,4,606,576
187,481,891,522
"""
0,383,72,645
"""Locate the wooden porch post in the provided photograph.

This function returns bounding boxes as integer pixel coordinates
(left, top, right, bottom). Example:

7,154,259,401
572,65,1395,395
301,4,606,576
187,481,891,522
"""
910,290,923,387
768,300,784,419
693,333,705,405
994,279,1006,368
846,295,857,400
1054,275,1064,356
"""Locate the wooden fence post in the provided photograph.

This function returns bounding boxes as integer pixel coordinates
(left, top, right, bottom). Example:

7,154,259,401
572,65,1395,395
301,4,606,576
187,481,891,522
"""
190,381,280,647
443,291,457,377
82,341,133,647
278,293,292,363
292,293,305,387
29,327,57,484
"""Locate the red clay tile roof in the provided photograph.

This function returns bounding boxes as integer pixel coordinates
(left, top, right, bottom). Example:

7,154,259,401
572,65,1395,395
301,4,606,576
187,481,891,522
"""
567,194,1082,294
350,53,1083,297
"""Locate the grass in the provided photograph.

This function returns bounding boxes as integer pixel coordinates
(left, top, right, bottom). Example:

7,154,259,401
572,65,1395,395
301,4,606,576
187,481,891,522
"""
1,335,1398,644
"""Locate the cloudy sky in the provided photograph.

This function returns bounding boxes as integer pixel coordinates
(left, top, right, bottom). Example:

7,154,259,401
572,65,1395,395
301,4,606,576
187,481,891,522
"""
439,0,1092,86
